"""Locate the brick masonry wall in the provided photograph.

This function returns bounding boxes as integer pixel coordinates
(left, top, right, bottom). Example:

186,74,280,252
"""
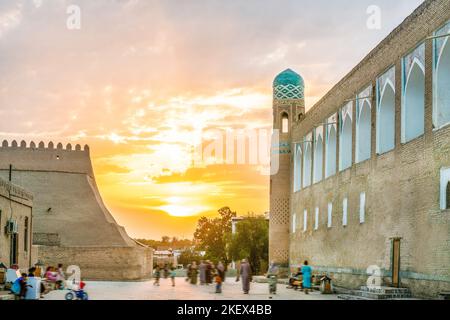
37,245,154,281
286,0,450,297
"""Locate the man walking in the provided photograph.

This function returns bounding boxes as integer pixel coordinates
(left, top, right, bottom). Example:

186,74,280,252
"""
236,259,252,294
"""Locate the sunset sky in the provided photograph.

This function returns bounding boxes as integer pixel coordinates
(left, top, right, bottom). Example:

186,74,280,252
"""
0,0,423,239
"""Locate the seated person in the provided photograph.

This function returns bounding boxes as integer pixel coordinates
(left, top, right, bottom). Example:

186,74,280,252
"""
44,267,58,282
288,267,303,289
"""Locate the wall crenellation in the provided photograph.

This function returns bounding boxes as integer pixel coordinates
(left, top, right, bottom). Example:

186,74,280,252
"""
0,140,90,152
0,140,94,176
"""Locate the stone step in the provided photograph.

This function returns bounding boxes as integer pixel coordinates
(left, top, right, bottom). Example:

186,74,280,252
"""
351,290,412,300
338,294,374,300
360,286,411,295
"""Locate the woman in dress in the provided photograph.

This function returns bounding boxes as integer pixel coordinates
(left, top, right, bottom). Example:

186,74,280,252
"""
301,260,312,294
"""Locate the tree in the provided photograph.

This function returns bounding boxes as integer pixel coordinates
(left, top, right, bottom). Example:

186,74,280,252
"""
227,216,269,275
177,248,203,267
193,207,236,266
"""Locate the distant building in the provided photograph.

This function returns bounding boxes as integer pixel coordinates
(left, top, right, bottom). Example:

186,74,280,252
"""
0,177,36,270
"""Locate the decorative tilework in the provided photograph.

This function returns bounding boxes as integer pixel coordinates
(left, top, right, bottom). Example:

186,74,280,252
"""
273,69,304,100
274,84,304,100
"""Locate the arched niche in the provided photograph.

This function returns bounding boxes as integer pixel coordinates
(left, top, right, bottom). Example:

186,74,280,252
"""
377,82,396,154
325,125,337,178
340,117,353,171
294,145,302,192
303,142,312,187
313,135,323,183
356,101,371,163
403,61,425,142
281,112,289,134
435,36,450,128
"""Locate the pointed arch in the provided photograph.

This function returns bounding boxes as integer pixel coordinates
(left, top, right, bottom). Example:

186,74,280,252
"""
402,57,425,143
303,141,312,188
339,116,353,171
434,36,450,128
377,80,396,154
356,100,372,163
325,124,337,178
293,144,302,192
313,134,323,183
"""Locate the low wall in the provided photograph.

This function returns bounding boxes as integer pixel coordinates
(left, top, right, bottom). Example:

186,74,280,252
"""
37,245,153,281
302,266,450,298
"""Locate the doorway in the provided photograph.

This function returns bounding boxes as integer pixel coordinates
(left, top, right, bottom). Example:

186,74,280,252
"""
10,234,18,265
391,238,401,288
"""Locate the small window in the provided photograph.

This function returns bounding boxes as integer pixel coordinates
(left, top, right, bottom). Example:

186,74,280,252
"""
360,192,366,224
447,183,450,210
343,198,348,226
292,213,297,234
282,113,289,133
303,209,308,232
314,207,319,230
327,203,333,228
24,217,29,252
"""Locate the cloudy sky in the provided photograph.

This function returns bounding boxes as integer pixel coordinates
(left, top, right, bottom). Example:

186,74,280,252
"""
0,0,424,239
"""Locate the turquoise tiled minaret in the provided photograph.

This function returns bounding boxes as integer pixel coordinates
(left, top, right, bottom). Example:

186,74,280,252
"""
270,69,305,269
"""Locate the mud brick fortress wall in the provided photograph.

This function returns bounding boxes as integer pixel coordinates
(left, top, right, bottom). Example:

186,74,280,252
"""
270,0,450,297
0,141,153,280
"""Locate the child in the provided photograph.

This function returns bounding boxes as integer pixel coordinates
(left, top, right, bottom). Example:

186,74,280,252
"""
153,266,161,286
11,273,29,300
170,267,176,287
215,271,222,294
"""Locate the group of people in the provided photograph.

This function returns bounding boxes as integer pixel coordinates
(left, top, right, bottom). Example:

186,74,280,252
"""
153,263,177,287
151,259,314,296
186,260,226,293
11,263,66,300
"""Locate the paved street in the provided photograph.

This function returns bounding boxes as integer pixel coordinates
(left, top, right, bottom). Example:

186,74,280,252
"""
42,277,339,300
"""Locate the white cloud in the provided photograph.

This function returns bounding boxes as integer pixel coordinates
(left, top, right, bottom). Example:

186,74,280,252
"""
0,3,22,38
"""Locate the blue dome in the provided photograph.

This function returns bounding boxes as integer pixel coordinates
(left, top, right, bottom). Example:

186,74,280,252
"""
273,69,304,100
273,69,304,88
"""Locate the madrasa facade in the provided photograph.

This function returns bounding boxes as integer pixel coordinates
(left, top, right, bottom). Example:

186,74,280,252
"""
269,0,450,297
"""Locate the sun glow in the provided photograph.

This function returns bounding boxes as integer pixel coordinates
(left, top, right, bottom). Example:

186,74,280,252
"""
158,204,210,217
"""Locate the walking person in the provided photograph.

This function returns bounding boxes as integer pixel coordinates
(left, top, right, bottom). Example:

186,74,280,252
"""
153,266,161,286
189,261,198,285
199,260,206,285
170,267,176,287
267,261,279,295
301,260,312,294
236,259,252,294
217,261,225,283
205,261,212,285
215,270,223,293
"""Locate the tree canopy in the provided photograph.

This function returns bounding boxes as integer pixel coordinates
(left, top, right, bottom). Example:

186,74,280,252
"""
193,207,236,265
227,216,269,274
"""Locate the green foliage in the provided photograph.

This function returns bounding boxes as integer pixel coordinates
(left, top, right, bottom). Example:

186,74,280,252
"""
193,207,236,265
227,216,269,275
177,248,204,267
135,236,193,250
